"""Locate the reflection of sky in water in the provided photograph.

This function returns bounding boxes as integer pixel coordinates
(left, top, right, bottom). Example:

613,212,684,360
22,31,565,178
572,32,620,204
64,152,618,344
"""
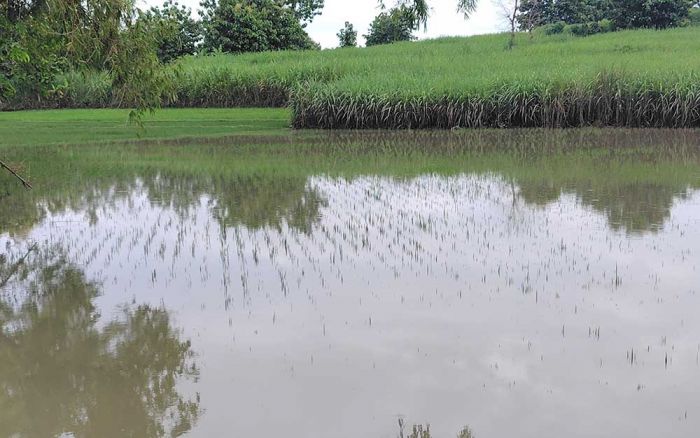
3,174,700,438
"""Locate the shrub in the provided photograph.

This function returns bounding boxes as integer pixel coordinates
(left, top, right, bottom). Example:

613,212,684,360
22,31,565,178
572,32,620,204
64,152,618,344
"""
598,18,615,33
587,21,601,34
540,21,567,35
564,23,590,36
690,8,700,26
557,20,614,37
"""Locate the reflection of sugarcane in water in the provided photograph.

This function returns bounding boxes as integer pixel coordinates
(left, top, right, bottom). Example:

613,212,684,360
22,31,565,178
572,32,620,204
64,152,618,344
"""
397,417,475,438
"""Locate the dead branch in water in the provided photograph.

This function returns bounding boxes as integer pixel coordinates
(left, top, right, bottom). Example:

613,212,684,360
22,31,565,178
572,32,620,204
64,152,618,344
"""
0,243,37,289
0,159,32,189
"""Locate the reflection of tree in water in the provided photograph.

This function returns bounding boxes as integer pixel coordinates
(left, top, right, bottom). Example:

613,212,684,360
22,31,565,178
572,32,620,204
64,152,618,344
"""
571,182,689,233
4,131,700,237
0,180,46,236
517,179,691,233
1,170,326,236
144,172,326,234
516,180,562,207
0,247,200,437
0,177,136,236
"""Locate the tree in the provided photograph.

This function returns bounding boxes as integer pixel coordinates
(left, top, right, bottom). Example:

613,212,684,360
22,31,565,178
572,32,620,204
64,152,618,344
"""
518,0,692,31
337,21,358,47
283,0,325,25
610,0,692,29
379,0,478,30
365,6,417,46
517,0,607,29
141,1,203,63
1,0,174,183
496,0,520,49
200,0,319,53
517,0,553,29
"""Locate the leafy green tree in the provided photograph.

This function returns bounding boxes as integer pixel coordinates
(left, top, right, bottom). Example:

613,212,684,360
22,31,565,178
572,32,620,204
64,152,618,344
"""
2,0,175,182
517,0,611,30
365,6,417,46
142,1,203,63
337,21,358,47
610,0,692,29
200,0,319,53
0,0,172,112
283,0,325,25
518,0,692,31
1,2,66,105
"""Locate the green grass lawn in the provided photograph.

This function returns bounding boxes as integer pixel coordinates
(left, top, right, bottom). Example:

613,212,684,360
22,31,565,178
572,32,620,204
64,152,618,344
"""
0,108,291,147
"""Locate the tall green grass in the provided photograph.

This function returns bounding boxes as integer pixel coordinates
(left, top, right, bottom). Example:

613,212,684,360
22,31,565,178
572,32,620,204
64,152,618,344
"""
288,28,700,128
5,27,700,128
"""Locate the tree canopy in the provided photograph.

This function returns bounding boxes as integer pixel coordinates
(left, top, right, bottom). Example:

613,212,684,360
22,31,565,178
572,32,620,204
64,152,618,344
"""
518,0,693,30
1,0,170,115
284,0,325,25
200,0,319,53
141,1,203,63
365,5,417,46
337,21,358,47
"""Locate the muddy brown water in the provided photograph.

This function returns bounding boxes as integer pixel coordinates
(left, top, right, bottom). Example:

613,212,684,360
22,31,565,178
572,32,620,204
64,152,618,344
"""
1,130,699,437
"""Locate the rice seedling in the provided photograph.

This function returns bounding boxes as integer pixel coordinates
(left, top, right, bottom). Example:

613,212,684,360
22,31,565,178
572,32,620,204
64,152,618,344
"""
3,128,700,436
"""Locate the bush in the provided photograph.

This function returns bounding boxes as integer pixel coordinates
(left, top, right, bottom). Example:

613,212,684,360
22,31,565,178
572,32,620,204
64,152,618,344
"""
690,8,700,26
587,21,601,34
557,20,614,37
598,18,614,33
539,21,567,35
564,23,590,36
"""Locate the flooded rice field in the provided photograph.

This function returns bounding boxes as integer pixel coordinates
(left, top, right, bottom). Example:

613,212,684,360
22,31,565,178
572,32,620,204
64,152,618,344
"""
1,130,700,437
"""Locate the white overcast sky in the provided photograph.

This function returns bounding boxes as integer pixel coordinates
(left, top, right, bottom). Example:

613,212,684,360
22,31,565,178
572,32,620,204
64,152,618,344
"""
138,0,506,48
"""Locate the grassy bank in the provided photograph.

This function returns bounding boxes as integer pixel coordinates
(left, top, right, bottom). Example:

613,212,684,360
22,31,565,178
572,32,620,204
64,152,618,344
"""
4,27,700,128
286,27,700,129
0,108,290,146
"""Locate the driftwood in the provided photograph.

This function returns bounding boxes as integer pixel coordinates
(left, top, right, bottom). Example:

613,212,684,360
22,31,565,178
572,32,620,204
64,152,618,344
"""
0,159,32,189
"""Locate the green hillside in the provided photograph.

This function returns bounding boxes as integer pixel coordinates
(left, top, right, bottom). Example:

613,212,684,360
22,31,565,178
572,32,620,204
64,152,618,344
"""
9,27,700,129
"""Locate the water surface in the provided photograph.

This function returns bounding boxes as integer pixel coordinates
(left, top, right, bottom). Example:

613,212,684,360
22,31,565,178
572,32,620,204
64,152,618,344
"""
1,130,700,437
